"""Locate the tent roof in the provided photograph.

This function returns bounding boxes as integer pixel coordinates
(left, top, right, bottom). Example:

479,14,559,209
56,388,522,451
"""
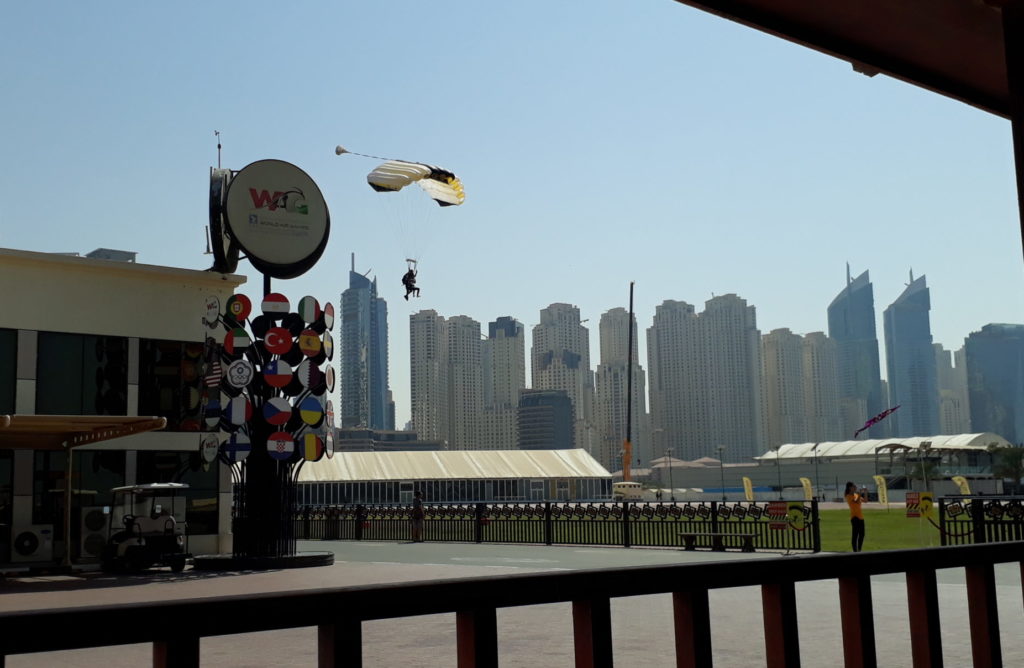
298,448,612,483
672,0,1010,118
756,433,1013,461
0,415,167,450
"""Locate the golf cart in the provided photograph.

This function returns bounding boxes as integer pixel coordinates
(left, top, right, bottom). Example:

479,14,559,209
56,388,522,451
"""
101,483,190,573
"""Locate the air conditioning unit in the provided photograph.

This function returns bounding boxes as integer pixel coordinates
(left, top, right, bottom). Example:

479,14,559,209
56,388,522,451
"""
11,524,54,563
80,506,111,560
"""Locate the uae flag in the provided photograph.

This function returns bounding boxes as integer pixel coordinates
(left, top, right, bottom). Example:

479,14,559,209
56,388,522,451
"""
221,433,251,463
224,328,252,355
225,395,252,426
266,431,294,461
263,360,293,388
263,397,292,426
261,292,290,317
303,433,324,462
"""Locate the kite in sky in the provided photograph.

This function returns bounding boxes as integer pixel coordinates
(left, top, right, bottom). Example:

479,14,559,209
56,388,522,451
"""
853,405,900,438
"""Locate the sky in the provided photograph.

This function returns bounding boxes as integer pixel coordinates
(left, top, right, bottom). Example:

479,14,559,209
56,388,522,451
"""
2,1,1022,429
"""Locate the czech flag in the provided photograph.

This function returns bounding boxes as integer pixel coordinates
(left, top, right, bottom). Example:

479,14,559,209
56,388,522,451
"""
221,432,251,463
303,433,324,461
263,397,292,426
263,360,293,388
299,395,324,426
267,431,294,461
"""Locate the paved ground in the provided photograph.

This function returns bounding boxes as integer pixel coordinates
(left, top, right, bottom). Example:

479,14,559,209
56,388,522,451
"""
2,541,1022,667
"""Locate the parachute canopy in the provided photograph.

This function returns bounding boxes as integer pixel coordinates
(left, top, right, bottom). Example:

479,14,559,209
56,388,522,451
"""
367,160,465,207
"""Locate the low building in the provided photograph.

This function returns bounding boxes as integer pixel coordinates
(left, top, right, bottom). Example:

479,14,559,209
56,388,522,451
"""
334,428,443,452
296,448,611,504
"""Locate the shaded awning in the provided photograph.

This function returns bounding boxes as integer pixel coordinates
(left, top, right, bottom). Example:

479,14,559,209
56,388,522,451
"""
672,0,1010,118
0,415,167,450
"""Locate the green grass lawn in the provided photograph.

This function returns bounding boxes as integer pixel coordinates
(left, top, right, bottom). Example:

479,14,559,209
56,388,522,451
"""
818,507,943,552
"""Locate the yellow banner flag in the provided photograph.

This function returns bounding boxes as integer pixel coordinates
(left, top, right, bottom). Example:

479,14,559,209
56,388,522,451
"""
952,475,970,495
799,477,813,501
920,491,936,520
872,475,888,505
742,476,754,501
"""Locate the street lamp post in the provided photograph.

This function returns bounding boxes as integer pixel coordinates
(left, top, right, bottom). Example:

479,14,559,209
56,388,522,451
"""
812,443,821,501
773,447,783,499
666,446,675,502
921,441,932,491
716,445,726,502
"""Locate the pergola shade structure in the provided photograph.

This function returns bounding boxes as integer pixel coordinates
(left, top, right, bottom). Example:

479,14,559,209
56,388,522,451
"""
0,415,168,450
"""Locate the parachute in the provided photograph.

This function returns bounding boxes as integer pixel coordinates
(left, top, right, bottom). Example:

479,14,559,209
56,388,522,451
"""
366,160,465,207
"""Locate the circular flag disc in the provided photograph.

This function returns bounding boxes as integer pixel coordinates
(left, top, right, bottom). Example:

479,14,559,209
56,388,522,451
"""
224,394,252,426
298,395,325,426
261,292,291,318
225,294,252,322
267,431,295,461
200,433,220,464
224,328,252,355
302,433,325,462
264,327,293,355
325,399,335,428
296,358,324,391
323,302,335,330
324,430,334,459
325,365,335,393
263,396,292,426
221,432,251,463
263,359,293,388
225,359,255,389
298,329,322,357
322,330,333,361
298,296,321,324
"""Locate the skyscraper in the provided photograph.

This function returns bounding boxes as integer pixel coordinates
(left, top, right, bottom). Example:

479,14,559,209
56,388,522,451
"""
965,324,1024,443
935,343,971,434
827,266,886,438
481,317,526,450
883,272,939,437
445,315,483,450
409,310,446,441
339,254,392,430
594,307,648,471
802,332,844,442
647,294,763,461
517,389,575,450
761,328,808,448
532,303,594,455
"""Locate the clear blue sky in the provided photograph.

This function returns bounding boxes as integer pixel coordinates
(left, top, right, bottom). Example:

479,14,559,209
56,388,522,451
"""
2,1,1021,428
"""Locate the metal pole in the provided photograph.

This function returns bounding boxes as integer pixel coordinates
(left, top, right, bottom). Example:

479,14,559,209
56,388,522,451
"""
718,446,726,502
667,446,675,502
775,449,783,500
813,443,820,500
623,281,635,481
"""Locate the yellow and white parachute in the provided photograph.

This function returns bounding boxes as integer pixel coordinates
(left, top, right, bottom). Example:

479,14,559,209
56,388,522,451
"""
335,145,465,207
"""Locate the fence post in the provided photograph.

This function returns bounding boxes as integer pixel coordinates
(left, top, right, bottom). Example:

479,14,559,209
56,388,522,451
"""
622,501,631,548
710,502,719,534
475,503,485,544
355,505,365,541
939,499,947,547
544,501,552,546
811,500,821,553
971,498,986,545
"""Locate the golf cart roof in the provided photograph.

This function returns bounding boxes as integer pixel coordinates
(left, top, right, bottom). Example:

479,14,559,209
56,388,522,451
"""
111,483,190,495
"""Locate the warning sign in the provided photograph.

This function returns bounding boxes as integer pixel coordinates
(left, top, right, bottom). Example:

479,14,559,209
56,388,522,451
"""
906,491,920,518
767,501,788,530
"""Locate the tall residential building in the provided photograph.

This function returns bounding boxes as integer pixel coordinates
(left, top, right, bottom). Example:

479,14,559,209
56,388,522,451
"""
647,294,763,462
339,254,392,430
445,315,483,450
965,324,1024,444
935,343,971,434
481,317,526,450
761,328,807,448
532,303,595,455
594,308,649,471
802,332,844,442
517,389,575,450
409,310,447,441
883,272,940,437
827,267,886,438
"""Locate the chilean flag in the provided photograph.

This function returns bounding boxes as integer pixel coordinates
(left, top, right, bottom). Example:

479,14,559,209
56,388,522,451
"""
263,360,293,388
225,396,252,426
221,433,251,463
263,397,292,426
261,292,290,317
267,431,294,461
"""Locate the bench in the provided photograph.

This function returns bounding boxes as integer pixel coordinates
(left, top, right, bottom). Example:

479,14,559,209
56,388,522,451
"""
679,532,756,553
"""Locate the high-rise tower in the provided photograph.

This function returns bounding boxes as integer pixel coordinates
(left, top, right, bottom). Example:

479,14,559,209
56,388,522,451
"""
594,307,649,471
409,309,447,441
481,317,526,450
339,254,392,430
532,303,594,455
883,272,939,437
965,324,1024,443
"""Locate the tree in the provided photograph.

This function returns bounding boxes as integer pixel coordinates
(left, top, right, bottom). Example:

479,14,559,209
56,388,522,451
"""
988,445,1024,494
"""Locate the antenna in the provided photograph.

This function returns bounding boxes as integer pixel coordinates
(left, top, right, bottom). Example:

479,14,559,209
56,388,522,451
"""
214,130,222,169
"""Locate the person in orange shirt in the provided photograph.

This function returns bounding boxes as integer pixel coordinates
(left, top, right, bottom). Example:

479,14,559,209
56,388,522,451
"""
845,481,866,552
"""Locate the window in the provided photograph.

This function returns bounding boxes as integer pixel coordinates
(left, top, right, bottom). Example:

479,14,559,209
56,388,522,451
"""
36,332,127,415
138,339,212,431
0,329,15,414
136,451,218,534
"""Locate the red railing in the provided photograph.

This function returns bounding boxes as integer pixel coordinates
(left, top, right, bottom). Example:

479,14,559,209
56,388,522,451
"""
1,541,1021,667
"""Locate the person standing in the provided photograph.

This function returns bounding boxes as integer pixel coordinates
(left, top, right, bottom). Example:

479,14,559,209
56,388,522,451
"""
411,490,425,542
845,481,866,552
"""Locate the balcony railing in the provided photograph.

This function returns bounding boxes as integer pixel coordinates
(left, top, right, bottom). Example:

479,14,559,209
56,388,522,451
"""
1,541,1020,667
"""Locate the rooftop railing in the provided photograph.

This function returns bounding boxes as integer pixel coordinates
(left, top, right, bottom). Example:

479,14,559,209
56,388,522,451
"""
2,541,1021,667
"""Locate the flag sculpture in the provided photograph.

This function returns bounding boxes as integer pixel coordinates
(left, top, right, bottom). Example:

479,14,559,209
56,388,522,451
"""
853,405,900,438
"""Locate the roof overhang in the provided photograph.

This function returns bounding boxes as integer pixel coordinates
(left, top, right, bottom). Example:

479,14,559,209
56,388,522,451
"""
0,415,167,450
672,0,1010,118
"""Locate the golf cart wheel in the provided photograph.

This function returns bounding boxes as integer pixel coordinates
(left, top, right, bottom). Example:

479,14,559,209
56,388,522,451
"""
170,558,186,573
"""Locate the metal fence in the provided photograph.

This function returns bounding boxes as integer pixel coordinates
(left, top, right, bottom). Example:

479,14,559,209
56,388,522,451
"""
940,495,1024,545
294,500,821,553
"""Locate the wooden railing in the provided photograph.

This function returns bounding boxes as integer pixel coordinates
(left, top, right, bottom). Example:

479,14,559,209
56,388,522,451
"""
1,541,1021,667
